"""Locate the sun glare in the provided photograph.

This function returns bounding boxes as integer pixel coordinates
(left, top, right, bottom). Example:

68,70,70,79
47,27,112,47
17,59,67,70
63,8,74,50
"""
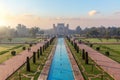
0,20,6,26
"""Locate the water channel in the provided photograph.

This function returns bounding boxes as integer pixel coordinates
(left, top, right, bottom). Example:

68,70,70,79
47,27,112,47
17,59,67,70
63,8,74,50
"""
47,38,74,80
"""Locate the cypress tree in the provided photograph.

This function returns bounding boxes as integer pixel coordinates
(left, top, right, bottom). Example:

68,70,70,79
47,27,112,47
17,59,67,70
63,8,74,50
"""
37,49,40,59
74,42,75,49
79,40,81,44
47,42,48,46
82,49,85,60
75,43,77,50
50,40,51,45
45,42,47,49
40,47,42,55
33,52,36,64
85,52,89,64
44,43,46,50
46,43,47,49
43,45,44,52
19,73,21,80
77,45,79,53
48,41,50,47
26,57,30,72
71,41,73,45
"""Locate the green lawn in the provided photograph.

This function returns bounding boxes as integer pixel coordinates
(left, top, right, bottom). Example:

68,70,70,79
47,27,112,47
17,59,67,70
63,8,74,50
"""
0,44,17,51
66,39,114,80
0,44,25,52
0,38,42,63
1,37,41,43
80,38,119,43
7,39,55,80
92,44,120,63
0,44,29,63
79,38,120,63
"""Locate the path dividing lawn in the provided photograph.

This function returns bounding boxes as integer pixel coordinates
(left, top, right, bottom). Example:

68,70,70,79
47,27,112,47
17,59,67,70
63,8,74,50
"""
0,44,29,63
93,44,120,63
1,38,40,43
67,39,113,80
80,38,119,43
77,42,120,80
0,41,45,80
0,44,16,51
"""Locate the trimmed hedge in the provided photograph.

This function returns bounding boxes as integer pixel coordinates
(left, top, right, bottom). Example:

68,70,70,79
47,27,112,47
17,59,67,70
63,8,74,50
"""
0,50,9,55
9,45,23,50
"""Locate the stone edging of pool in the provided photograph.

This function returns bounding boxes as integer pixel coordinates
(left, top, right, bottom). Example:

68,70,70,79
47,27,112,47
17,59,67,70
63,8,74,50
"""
38,39,57,80
64,40,84,80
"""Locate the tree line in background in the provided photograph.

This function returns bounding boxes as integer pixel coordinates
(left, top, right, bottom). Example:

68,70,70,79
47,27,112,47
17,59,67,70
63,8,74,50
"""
0,24,120,41
76,26,120,39
0,24,44,41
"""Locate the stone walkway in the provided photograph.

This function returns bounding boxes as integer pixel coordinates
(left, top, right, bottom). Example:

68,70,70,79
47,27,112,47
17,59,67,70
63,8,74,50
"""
77,43,120,80
0,41,45,80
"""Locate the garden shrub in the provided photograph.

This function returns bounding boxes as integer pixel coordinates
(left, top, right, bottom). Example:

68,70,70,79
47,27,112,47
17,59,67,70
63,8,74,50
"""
29,44,32,47
96,47,100,51
90,44,93,47
11,51,16,56
105,51,110,56
22,47,26,50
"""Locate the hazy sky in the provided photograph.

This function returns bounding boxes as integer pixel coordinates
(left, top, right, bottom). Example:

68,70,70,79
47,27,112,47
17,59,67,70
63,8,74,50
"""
0,0,120,29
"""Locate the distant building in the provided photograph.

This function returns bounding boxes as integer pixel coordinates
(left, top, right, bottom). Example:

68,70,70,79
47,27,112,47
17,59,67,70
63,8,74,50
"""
76,26,82,34
44,23,76,37
53,23,69,37
16,24,29,37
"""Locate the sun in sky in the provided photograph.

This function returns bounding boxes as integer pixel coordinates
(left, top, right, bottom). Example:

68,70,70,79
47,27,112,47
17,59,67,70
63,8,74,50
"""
0,4,8,26
0,8,4,26
0,20,6,26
